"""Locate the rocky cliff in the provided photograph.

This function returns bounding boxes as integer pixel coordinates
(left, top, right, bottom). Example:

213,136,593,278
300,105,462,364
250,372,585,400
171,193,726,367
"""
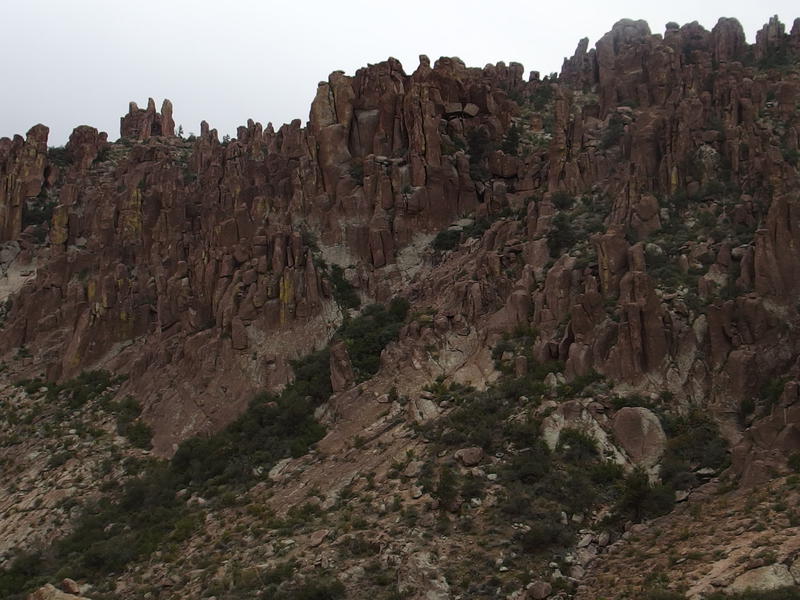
1,14,800,600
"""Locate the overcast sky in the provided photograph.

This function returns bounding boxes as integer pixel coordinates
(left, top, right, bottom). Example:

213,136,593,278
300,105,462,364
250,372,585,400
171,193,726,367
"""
1,0,796,145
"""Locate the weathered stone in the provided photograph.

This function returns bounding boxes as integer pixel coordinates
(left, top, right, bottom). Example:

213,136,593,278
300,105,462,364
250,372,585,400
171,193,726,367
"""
454,447,484,467
611,407,667,467
727,564,795,593
527,580,552,599
27,584,91,600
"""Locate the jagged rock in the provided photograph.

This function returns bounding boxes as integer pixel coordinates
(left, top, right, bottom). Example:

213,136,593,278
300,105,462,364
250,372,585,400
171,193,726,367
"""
65,126,108,172
0,124,48,241
120,98,175,140
329,340,355,392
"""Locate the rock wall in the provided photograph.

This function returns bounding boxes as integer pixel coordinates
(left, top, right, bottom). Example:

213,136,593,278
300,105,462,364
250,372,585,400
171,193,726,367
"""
0,59,522,453
2,16,800,456
0,124,49,242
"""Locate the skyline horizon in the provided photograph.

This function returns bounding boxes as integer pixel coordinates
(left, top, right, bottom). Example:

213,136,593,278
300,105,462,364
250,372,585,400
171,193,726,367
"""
2,5,797,145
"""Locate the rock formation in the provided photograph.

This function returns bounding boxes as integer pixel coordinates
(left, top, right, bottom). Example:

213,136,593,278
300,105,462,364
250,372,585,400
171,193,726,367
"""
1,16,800,599
0,124,49,242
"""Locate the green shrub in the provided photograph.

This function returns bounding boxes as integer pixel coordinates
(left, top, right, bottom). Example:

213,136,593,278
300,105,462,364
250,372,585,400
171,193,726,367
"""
551,191,574,211
433,464,460,508
22,198,56,229
788,453,800,473
113,395,152,449
557,428,598,463
601,113,625,149
547,212,576,257
432,229,461,251
0,553,45,600
349,161,364,185
124,421,153,450
517,521,574,553
501,123,521,155
659,409,729,488
760,376,788,411
47,146,72,167
504,443,552,484
336,298,409,380
614,468,674,522
530,84,554,111
329,264,360,311
46,370,119,409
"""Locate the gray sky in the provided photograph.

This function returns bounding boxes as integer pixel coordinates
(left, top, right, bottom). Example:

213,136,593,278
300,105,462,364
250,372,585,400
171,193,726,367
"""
1,0,796,145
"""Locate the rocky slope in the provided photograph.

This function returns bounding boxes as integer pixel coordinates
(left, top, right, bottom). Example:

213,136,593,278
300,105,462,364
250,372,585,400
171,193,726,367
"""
1,13,800,600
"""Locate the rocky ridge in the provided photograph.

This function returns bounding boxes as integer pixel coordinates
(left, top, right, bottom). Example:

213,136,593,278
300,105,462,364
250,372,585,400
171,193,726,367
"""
0,13,800,600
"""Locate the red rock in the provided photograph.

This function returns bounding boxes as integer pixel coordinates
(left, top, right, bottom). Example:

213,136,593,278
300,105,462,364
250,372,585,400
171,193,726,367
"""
0,124,48,241
120,98,176,140
329,340,355,393
612,407,667,467
454,447,484,466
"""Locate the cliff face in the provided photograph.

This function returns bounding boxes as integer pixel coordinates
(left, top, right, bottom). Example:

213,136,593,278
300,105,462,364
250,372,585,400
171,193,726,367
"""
1,17,800,465
2,13,800,600
0,57,523,453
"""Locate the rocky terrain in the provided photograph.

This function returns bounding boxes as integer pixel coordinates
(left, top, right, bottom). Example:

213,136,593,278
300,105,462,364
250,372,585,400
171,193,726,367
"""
1,13,800,600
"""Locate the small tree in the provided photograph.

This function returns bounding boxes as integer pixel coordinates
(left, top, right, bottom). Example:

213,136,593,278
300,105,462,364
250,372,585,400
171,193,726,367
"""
501,123,521,155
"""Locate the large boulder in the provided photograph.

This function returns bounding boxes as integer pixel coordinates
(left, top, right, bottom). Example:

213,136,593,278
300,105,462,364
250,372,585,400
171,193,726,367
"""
727,564,795,593
611,407,667,468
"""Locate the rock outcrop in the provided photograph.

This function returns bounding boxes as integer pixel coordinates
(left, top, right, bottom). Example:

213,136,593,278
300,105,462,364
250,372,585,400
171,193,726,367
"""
120,98,175,140
1,16,799,464
2,14,800,600
0,124,49,241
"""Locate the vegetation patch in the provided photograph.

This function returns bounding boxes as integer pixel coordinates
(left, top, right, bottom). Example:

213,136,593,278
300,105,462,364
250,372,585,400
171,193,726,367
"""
335,298,410,381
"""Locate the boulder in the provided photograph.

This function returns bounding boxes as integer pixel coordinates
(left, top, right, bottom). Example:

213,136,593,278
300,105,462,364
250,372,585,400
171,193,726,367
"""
727,564,795,593
611,407,667,468
455,447,484,467
27,584,91,600
527,580,552,599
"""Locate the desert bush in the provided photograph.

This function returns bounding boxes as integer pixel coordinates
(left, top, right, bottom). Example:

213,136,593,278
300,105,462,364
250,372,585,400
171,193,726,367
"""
336,298,409,380
551,191,574,210
614,468,675,522
47,146,71,167
329,264,360,311
501,123,521,155
557,428,598,463
659,409,729,489
517,521,574,553
432,229,461,251
113,395,152,449
601,113,625,149
547,212,576,256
